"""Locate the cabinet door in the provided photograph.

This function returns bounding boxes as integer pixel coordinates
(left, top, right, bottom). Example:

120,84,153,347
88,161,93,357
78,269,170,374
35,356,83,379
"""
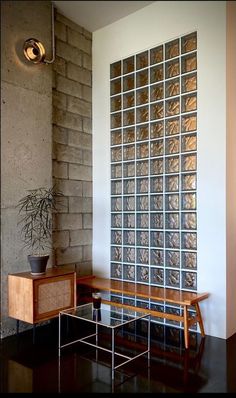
34,274,75,322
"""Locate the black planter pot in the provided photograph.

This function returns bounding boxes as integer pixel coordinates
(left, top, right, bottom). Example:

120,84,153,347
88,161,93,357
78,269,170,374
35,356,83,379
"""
28,255,49,275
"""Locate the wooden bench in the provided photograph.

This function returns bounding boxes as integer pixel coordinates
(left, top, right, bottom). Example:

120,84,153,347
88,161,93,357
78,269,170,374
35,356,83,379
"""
76,276,209,350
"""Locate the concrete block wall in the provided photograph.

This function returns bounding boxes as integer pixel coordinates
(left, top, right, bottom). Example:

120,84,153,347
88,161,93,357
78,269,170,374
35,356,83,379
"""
52,10,93,276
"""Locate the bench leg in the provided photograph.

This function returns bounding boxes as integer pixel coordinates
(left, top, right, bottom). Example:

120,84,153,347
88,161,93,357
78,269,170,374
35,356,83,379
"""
183,306,189,349
195,302,205,337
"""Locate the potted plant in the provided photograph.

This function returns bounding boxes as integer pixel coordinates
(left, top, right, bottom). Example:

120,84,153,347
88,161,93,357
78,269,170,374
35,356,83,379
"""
17,186,64,275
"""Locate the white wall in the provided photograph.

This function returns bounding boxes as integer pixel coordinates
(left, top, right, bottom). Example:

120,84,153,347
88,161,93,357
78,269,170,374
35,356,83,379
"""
93,1,227,338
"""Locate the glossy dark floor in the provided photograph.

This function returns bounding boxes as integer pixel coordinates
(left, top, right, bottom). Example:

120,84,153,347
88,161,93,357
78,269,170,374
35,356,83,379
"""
0,319,235,393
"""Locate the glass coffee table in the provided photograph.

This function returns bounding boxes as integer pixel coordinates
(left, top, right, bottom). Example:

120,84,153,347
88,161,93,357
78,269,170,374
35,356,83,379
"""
58,302,150,381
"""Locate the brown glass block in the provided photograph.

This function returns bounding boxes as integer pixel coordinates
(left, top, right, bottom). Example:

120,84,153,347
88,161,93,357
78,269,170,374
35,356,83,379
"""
136,87,149,105
166,213,179,230
137,178,149,193
111,130,122,146
111,230,122,245
150,121,164,138
182,94,197,113
123,196,135,211
136,106,149,124
150,231,164,247
123,247,135,263
137,195,149,211
110,61,121,78
123,179,135,194
166,232,180,249
182,53,197,73
111,197,122,212
182,271,197,290
150,65,163,83
111,163,122,179
136,142,149,159
182,232,197,250
182,193,196,210
150,83,164,102
150,139,164,157
136,51,148,70
137,231,149,246
182,213,197,230
123,56,134,74
181,32,197,54
123,74,134,92
181,133,197,152
166,156,179,173
123,144,135,161
136,160,149,176
166,137,179,154
150,102,164,120
111,95,121,112
182,113,197,132
137,248,149,264
166,175,179,192
182,72,197,93
166,194,179,211
165,117,180,135
182,173,196,190
136,69,148,87
150,195,163,211
182,154,197,171
123,109,135,126
182,251,197,269
136,124,149,141
111,180,122,195
151,268,164,286
123,264,135,280
150,176,163,193
111,246,122,261
166,269,180,288
123,230,135,246
111,262,122,278
166,251,180,268
123,213,135,229
123,92,135,109
151,249,164,266
166,77,180,98
165,39,179,60
111,113,121,129
150,213,163,229
123,127,135,143
123,162,135,177
111,213,122,228
137,266,149,282
166,59,180,79
137,213,149,229
150,45,163,65
111,147,122,162
165,98,180,117
150,158,163,175
110,78,121,95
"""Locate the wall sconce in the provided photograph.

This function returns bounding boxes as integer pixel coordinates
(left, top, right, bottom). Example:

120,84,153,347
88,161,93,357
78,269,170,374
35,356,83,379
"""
23,3,55,64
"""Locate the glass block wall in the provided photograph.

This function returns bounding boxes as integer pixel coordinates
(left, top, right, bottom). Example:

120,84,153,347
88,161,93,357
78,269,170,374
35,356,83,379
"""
110,32,197,328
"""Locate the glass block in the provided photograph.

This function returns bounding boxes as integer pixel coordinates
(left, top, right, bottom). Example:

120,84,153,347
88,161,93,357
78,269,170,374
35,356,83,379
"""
136,195,149,211
182,173,197,191
137,230,149,246
123,230,135,246
150,45,163,64
166,250,180,268
123,196,135,211
150,176,163,193
137,248,149,264
165,213,179,229
150,158,163,175
137,266,149,283
111,197,122,211
137,178,149,193
136,300,149,310
111,180,122,195
111,163,122,179
136,124,149,141
123,144,135,160
136,87,149,105
150,121,164,138
165,156,179,173
166,175,179,192
182,53,197,74
111,230,122,245
150,231,164,247
150,195,163,211
182,94,197,113
166,327,181,346
111,295,122,304
182,72,197,93
111,113,121,129
165,117,180,135
136,51,148,69
136,69,148,87
150,102,164,120
123,162,135,177
182,113,197,132
111,146,122,163
165,98,180,117
137,213,149,229
111,246,122,261
123,247,135,263
123,109,134,126
150,139,164,157
123,213,135,228
123,91,135,109
150,213,163,229
166,269,180,288
123,264,135,280
150,65,164,83
165,194,179,210
181,32,197,54
111,213,122,228
123,56,134,74
165,306,181,326
182,271,197,290
123,127,135,144
136,160,149,176
123,178,135,194
165,77,180,98
182,193,196,210
150,83,164,102
111,130,122,146
151,249,164,267
151,268,164,285
166,137,179,155
111,95,121,112
182,251,197,269
182,213,197,230
111,262,122,278
182,154,197,171
165,232,180,249
182,232,197,250
123,297,135,306
136,106,149,123
136,142,149,159
123,74,134,92
110,78,121,95
110,61,121,79
181,133,197,152
165,39,179,60
166,59,180,79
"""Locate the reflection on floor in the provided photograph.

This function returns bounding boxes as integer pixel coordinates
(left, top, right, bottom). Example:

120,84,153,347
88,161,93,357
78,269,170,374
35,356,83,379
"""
0,318,235,393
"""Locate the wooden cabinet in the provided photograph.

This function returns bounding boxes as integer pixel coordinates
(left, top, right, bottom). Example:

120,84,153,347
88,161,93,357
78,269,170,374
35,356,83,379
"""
8,267,76,324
